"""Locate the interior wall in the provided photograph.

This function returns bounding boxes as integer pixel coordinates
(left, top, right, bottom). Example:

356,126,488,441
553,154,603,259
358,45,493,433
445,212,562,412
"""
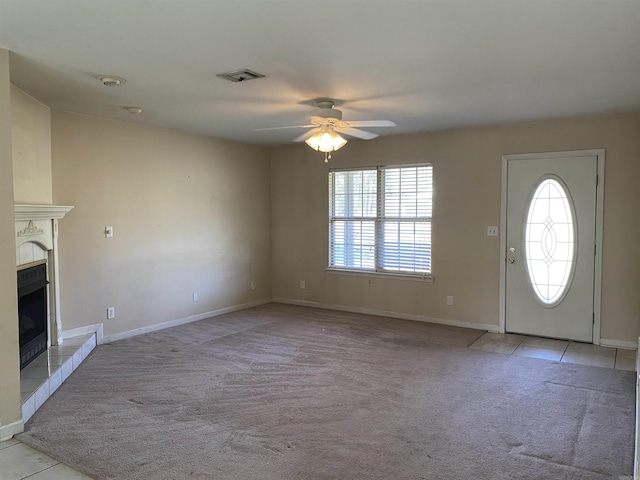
11,85,52,204
51,111,272,338
271,111,640,344
0,50,22,435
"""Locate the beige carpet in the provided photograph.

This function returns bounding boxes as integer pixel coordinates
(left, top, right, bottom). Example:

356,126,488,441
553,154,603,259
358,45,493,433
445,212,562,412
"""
18,303,635,479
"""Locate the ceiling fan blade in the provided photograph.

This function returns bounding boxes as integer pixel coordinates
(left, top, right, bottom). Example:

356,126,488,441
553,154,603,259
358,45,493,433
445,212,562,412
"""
344,120,396,128
254,125,314,131
293,128,320,142
336,127,379,140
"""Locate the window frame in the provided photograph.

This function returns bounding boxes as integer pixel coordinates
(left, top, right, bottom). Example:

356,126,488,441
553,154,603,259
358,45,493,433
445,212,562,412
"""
327,163,434,281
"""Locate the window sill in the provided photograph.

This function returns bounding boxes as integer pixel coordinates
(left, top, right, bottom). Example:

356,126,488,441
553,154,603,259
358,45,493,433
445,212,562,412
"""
325,268,434,282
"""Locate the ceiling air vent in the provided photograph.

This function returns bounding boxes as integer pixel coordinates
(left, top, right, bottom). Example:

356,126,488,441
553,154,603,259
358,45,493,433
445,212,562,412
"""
216,69,265,83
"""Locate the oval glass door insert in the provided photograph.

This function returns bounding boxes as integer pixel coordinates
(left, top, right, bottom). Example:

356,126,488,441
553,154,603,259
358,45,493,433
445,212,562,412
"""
524,177,576,306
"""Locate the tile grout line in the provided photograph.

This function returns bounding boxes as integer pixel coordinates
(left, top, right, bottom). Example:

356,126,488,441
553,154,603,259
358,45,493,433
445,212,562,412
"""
0,440,19,451
513,335,526,353
21,461,63,480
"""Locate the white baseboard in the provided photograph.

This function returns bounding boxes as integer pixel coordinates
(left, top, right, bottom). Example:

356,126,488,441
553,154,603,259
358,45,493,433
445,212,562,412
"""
62,323,104,345
600,338,638,350
633,338,640,480
101,299,272,344
0,420,24,441
272,298,500,333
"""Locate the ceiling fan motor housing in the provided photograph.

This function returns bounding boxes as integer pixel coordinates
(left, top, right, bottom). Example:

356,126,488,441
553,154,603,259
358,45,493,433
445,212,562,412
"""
310,103,342,125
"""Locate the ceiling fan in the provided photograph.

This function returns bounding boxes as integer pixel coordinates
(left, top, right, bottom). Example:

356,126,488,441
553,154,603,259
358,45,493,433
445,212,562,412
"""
256,100,396,162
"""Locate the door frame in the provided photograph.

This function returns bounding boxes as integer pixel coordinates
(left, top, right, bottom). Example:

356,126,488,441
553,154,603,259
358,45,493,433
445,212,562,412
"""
498,149,605,344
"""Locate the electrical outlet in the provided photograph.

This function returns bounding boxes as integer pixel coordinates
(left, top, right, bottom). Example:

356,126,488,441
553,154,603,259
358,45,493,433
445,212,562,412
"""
446,296,453,306
193,292,198,302
251,281,256,291
300,280,306,289
107,307,115,319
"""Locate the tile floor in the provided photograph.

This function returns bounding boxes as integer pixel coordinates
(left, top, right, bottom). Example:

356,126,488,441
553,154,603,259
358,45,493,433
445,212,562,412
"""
1,329,636,480
0,439,90,479
469,332,637,371
1,334,96,480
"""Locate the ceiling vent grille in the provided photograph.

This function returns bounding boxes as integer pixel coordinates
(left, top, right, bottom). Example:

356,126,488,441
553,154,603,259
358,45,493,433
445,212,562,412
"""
216,69,265,83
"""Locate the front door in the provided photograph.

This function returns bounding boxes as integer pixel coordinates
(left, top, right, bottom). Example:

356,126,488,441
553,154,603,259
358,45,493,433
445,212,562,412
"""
505,151,600,342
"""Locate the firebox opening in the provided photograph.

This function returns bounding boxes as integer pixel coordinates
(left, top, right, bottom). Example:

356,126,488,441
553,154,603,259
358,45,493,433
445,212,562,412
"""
18,262,49,370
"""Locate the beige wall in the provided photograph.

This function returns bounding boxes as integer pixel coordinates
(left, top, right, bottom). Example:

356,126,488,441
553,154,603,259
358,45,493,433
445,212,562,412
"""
271,111,640,344
0,50,22,435
51,111,272,337
11,85,52,204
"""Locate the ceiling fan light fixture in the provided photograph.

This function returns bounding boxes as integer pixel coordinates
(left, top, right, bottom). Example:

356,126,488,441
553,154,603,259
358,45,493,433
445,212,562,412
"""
305,127,347,153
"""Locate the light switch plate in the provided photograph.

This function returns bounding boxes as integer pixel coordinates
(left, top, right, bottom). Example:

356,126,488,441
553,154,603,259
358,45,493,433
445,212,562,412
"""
487,226,498,237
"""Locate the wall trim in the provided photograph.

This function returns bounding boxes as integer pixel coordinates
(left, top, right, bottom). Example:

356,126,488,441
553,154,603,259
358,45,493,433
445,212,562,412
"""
0,420,24,441
600,338,638,350
59,301,637,350
633,338,640,480
272,298,500,333
101,299,272,344
62,323,104,345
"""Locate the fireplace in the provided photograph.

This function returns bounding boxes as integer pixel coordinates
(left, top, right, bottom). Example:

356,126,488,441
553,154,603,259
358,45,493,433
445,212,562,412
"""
18,262,49,370
14,204,74,363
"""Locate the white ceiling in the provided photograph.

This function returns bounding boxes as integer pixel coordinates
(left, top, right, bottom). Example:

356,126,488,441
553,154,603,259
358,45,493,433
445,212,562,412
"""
1,0,639,146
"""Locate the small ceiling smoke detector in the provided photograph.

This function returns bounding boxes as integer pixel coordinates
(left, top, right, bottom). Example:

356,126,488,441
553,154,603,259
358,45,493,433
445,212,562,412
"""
124,106,143,114
216,69,265,83
96,75,126,87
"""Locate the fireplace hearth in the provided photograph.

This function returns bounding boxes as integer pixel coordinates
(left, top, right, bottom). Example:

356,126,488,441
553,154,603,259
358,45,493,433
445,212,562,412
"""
18,262,49,370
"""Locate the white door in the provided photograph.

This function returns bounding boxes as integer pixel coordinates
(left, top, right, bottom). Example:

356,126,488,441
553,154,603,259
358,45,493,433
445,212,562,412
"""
505,153,599,342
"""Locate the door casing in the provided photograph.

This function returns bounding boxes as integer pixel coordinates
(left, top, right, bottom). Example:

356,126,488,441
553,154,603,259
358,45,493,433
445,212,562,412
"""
499,149,605,344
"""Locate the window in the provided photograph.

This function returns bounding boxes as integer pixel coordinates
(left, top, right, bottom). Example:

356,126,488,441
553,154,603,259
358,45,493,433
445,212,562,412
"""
524,176,576,306
328,164,433,276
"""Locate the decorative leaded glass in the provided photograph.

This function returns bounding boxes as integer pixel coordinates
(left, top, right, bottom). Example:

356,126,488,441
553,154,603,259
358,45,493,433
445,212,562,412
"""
524,177,576,306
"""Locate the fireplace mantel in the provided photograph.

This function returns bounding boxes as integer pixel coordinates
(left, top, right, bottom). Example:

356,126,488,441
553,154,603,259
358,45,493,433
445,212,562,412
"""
14,204,74,347
15,204,74,221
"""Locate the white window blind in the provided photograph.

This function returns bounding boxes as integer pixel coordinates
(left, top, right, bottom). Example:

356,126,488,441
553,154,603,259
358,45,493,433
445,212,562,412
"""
329,164,433,275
